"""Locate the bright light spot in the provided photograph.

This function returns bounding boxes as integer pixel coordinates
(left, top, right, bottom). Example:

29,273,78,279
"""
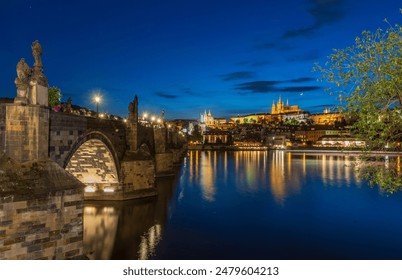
151,116,156,122
157,118,161,123
143,113,148,119
104,187,115,193
85,185,96,192
99,113,105,118
94,95,101,103
123,118,127,123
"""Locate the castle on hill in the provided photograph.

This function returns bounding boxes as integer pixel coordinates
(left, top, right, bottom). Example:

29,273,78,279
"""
271,96,301,115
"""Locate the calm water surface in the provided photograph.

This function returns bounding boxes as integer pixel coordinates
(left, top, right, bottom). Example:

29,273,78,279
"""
84,151,402,260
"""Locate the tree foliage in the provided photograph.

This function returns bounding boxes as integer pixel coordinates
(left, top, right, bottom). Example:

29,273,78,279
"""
48,86,62,108
314,11,402,191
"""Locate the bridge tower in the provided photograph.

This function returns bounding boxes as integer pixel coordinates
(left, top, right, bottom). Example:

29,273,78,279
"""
127,95,138,152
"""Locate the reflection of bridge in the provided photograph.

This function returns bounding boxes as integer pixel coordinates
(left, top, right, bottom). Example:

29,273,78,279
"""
1,95,186,200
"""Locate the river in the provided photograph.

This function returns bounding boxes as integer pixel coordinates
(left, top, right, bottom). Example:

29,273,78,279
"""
83,150,402,260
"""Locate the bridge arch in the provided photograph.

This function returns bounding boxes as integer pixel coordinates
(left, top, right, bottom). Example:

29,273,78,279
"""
64,131,121,192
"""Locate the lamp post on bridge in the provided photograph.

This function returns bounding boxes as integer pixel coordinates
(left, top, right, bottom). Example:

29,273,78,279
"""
94,95,101,117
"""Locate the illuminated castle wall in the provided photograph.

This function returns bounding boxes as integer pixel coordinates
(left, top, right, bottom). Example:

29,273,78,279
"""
271,96,301,115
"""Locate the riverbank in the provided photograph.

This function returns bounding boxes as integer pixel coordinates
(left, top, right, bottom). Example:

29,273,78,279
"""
188,144,402,156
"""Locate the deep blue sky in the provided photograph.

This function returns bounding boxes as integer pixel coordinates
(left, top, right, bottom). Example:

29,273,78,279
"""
0,0,400,120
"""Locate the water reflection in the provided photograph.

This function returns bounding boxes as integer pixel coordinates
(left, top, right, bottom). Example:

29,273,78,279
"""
84,206,119,260
185,151,362,204
83,151,402,260
83,175,177,260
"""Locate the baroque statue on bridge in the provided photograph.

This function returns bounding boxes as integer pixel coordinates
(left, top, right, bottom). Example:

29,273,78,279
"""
14,58,31,104
32,40,42,67
31,40,48,87
15,58,31,85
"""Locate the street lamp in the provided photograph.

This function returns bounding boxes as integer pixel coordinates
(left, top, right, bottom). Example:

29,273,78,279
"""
94,95,101,117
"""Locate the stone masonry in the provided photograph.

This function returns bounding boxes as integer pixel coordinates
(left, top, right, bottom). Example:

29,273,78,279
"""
0,154,85,260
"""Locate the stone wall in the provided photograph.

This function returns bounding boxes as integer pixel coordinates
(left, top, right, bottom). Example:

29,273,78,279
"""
121,160,155,192
0,155,85,260
65,139,119,190
153,128,167,153
0,189,83,259
155,152,173,176
49,111,87,167
5,104,49,162
49,111,127,168
0,104,6,153
137,125,155,154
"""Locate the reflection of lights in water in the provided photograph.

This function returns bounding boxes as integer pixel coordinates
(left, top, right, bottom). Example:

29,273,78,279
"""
397,156,401,175
270,151,286,203
385,156,389,169
178,189,184,201
328,156,334,182
200,152,216,202
84,206,97,215
138,224,162,260
102,207,115,214
84,205,119,260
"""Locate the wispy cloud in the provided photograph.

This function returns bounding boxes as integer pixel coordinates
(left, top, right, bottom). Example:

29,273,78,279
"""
235,81,281,93
288,77,316,83
281,0,345,39
279,86,321,92
237,60,272,67
234,78,322,94
154,91,178,99
220,71,256,81
255,0,345,50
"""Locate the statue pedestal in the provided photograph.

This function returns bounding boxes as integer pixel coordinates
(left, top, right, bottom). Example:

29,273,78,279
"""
29,81,48,106
14,86,29,105
5,104,49,162
14,96,28,105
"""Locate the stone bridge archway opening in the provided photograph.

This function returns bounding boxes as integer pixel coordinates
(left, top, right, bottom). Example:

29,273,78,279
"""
65,133,121,194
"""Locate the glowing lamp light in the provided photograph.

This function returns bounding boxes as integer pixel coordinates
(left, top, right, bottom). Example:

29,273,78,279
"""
93,95,101,117
143,113,148,119
103,187,115,193
85,185,96,193
151,116,156,122
157,118,161,123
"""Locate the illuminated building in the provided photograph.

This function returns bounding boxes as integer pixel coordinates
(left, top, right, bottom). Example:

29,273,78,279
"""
315,136,366,148
295,125,341,144
202,129,230,144
200,109,215,126
271,96,302,115
230,113,273,124
311,108,345,125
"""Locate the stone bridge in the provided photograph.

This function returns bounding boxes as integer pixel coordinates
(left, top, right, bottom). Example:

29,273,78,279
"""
0,40,186,201
0,95,186,200
0,94,183,200
0,40,188,260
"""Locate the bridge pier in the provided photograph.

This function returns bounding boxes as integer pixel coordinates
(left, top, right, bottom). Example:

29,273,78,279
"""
5,104,49,162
